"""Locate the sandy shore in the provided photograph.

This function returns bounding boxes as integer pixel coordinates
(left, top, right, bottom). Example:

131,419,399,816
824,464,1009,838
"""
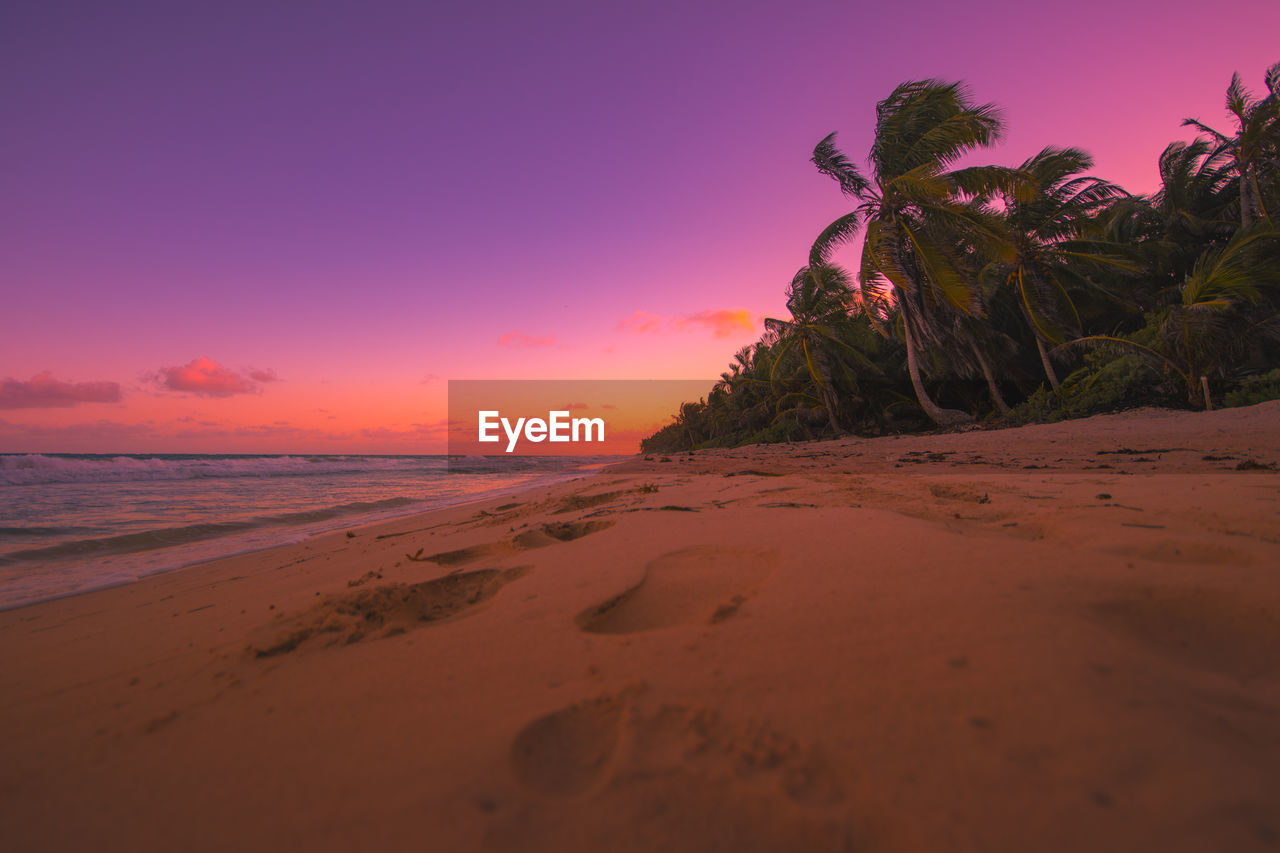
2,403,1279,852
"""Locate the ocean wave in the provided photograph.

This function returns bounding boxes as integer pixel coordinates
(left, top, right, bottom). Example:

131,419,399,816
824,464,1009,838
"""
0,455,616,610
0,525,95,538
0,496,425,565
0,453,615,486
0,453,446,486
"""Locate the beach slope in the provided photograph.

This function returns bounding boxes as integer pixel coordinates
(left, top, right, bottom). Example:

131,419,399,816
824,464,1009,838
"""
2,403,1279,851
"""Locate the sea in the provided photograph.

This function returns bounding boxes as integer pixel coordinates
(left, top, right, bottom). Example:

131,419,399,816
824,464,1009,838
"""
0,453,616,611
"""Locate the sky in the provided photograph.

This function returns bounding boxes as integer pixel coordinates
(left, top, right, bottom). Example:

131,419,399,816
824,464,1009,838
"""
2,0,1277,453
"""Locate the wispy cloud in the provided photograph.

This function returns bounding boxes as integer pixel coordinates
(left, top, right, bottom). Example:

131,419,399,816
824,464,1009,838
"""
152,356,279,397
618,311,665,334
0,415,456,452
226,423,320,438
165,419,339,441
0,372,122,409
360,419,455,441
676,309,756,338
618,308,757,339
0,417,153,440
498,332,556,348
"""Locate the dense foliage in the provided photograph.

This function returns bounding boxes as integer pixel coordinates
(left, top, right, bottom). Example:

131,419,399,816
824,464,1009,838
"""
642,64,1280,453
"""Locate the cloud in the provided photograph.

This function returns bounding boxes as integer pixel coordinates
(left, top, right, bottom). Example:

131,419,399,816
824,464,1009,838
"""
619,308,757,339
675,309,756,338
228,423,318,438
153,356,279,397
0,417,154,440
360,419,454,441
618,311,665,334
557,402,589,411
0,372,122,409
165,419,337,440
498,332,556,348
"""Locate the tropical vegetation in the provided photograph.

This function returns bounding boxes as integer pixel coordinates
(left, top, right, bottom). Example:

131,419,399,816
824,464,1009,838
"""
642,62,1280,453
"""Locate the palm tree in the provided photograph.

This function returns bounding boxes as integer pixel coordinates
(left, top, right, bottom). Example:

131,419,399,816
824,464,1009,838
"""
810,79,1016,426
764,264,879,432
1068,227,1280,407
982,146,1131,389
1183,62,1280,228
1089,140,1238,317
712,343,776,439
1148,138,1239,286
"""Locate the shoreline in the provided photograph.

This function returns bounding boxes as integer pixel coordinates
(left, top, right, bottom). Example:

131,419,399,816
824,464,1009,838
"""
2,403,1278,852
0,461,614,613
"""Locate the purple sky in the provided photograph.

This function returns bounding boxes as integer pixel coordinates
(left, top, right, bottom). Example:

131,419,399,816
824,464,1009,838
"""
2,0,1277,451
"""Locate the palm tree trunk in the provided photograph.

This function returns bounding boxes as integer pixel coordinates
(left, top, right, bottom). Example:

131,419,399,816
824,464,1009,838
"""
1034,335,1061,390
902,313,972,427
811,346,845,434
820,384,843,434
1019,301,1061,390
1241,164,1260,229
969,341,1010,414
1249,168,1270,225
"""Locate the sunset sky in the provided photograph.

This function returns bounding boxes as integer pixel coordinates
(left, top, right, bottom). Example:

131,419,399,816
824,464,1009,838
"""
3,0,1277,453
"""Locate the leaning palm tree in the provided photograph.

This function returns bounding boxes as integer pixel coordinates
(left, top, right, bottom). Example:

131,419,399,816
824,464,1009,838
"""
1148,138,1240,287
1093,140,1238,314
810,79,1016,426
1183,62,1280,228
982,146,1132,389
1154,139,1238,235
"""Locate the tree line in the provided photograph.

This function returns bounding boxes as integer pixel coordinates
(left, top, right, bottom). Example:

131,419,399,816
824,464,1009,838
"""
642,63,1280,453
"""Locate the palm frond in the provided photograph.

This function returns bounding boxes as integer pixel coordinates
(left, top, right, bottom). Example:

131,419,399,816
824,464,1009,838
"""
1226,71,1252,119
1181,118,1231,146
812,133,872,198
900,219,982,316
810,212,863,266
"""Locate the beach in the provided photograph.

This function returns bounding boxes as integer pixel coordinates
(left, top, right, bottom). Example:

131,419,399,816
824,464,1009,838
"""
0,454,610,610
2,402,1278,852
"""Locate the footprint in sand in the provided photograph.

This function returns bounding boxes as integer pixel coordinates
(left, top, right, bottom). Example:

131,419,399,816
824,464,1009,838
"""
553,490,628,514
576,546,778,634
510,694,626,796
1090,586,1280,681
412,541,510,567
248,566,530,657
496,690,849,852
412,520,614,567
927,482,993,504
513,520,614,550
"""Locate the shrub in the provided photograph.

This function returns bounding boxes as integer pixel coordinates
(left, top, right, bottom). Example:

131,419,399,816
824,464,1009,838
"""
1224,369,1280,408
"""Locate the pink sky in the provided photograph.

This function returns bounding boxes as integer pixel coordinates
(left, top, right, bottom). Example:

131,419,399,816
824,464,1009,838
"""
3,0,1277,452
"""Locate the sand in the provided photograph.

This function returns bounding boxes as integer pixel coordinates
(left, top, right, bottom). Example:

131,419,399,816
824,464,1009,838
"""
2,403,1279,852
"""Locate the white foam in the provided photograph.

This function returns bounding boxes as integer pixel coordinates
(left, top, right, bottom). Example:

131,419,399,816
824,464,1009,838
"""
0,453,446,486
